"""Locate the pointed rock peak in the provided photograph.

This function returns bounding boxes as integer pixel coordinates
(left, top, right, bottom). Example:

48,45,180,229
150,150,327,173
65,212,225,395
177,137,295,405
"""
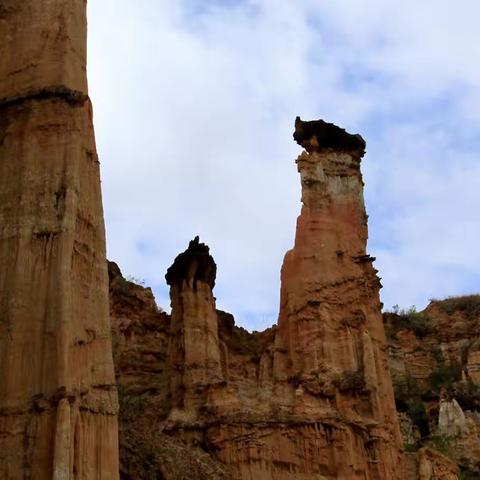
165,237,217,289
293,116,366,157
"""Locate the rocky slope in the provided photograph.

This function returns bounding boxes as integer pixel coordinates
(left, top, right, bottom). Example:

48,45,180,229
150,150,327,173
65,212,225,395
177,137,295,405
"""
385,296,480,479
0,1,118,478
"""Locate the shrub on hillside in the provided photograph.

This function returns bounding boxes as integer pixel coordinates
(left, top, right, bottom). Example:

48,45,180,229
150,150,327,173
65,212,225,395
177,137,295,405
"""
435,295,480,322
428,361,462,392
392,372,424,411
454,380,480,411
385,306,434,339
406,398,430,437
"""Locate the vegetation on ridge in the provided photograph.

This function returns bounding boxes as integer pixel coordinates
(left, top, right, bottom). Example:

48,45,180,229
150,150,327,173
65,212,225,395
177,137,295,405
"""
433,295,480,322
384,305,434,339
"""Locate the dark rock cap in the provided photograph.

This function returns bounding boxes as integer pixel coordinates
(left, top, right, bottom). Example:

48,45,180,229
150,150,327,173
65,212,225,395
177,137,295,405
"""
293,117,366,156
165,236,217,289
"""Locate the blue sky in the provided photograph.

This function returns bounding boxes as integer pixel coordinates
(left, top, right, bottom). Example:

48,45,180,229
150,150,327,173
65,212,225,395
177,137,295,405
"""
87,0,480,331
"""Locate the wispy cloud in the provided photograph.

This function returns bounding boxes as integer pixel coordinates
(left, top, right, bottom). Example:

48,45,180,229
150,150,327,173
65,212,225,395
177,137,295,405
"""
88,0,480,329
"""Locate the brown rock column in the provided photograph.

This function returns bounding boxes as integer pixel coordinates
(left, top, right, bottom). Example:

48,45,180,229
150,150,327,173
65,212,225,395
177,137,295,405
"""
166,237,224,420
0,2,119,479
272,118,404,478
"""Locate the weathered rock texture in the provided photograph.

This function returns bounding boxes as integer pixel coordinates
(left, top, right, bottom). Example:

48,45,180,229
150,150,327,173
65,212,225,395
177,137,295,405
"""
109,262,230,480
417,448,459,480
109,120,479,480
165,236,224,420
111,118,405,480
0,2,118,478
267,117,404,479
386,296,480,477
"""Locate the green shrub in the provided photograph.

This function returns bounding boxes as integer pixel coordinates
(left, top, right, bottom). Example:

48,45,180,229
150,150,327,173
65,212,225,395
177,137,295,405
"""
406,398,430,437
117,384,150,419
392,372,423,411
428,361,462,391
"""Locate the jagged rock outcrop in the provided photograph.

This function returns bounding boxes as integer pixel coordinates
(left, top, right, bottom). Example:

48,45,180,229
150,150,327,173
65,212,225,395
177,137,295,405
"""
0,2,118,478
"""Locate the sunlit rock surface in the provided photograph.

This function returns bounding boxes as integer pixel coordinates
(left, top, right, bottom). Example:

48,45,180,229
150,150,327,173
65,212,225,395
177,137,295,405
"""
0,1,118,478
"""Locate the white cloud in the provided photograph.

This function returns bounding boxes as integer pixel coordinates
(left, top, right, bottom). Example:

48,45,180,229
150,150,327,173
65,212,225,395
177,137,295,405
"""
87,0,480,329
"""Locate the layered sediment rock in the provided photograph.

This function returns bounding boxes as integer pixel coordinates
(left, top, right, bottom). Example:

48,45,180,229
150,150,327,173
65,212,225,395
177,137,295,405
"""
109,262,230,480
110,121,477,480
0,2,118,478
111,118,405,479
266,117,403,479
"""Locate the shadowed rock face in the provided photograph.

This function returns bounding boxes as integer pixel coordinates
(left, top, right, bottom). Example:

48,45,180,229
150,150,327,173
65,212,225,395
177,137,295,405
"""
0,2,118,478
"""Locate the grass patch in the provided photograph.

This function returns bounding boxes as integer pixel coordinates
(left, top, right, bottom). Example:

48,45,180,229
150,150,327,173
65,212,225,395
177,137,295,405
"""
403,442,419,453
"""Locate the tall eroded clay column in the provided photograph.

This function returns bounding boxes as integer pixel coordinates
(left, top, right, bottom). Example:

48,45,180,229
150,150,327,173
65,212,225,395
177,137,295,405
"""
273,118,404,478
166,237,224,421
0,2,119,478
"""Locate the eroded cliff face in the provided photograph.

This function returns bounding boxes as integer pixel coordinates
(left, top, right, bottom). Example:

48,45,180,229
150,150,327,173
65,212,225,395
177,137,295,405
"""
386,296,480,478
110,118,407,480
3,3,474,478
0,2,118,478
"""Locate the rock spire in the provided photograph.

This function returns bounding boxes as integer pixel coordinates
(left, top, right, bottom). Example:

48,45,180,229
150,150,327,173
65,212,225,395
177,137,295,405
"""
0,2,119,478
270,117,404,478
166,237,224,420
